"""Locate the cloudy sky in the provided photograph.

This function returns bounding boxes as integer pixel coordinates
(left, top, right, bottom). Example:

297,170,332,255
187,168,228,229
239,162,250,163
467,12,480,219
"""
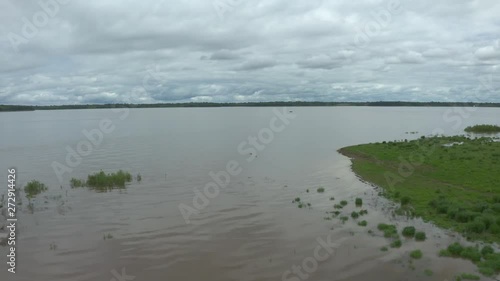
0,0,499,105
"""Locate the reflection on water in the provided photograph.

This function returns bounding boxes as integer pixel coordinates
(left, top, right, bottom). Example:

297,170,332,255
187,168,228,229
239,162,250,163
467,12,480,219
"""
1,107,499,281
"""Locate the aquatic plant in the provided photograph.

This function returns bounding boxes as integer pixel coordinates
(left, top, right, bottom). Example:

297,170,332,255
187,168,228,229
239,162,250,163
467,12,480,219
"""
86,170,133,190
340,200,348,206
317,187,325,193
439,242,500,277
357,220,367,227
390,239,402,248
378,223,398,238
24,180,48,199
464,124,500,133
355,198,363,206
458,273,480,280
351,211,359,219
415,231,426,241
70,178,84,188
402,226,416,238
410,249,423,259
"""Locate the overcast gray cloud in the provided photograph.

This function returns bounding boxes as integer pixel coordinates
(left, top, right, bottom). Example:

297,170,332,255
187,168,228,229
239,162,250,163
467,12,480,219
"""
0,0,499,105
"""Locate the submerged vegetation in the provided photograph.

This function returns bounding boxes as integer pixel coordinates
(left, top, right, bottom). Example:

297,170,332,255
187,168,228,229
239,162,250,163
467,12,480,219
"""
24,180,48,198
410,249,423,259
464,124,500,134
339,135,500,243
439,242,500,277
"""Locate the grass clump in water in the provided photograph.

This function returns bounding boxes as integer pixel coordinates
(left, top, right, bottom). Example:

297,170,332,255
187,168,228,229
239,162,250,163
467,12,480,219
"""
317,187,325,193
402,226,416,238
390,239,402,248
464,124,500,133
351,211,359,219
458,273,480,280
357,220,367,227
355,198,363,206
24,180,48,198
415,231,426,241
378,223,399,238
439,242,500,277
424,269,433,276
86,170,132,191
410,249,423,259
359,209,368,216
340,200,348,206
380,246,388,252
70,178,85,188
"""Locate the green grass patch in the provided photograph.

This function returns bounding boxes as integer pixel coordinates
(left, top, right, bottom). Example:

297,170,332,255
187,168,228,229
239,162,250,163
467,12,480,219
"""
24,180,48,198
355,198,363,206
415,231,426,241
380,246,388,252
358,220,367,227
465,124,500,133
317,187,325,193
87,170,132,189
339,135,500,243
340,200,348,206
402,226,416,238
70,178,85,188
440,242,500,277
424,269,433,276
390,239,402,248
351,211,359,219
378,223,399,238
458,273,481,280
410,249,423,259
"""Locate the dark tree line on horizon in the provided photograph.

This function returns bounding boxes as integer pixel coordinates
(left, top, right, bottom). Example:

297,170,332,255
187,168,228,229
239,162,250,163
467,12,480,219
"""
1,101,500,112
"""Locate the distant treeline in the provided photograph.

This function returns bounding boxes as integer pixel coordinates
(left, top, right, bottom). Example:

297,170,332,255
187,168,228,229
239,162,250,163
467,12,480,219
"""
1,101,500,112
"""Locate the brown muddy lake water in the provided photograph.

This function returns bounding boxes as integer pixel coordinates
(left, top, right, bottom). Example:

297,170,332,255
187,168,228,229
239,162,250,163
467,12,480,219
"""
0,107,499,281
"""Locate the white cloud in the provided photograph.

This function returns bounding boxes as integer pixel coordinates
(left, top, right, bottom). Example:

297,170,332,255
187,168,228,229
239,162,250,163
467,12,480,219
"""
0,0,499,104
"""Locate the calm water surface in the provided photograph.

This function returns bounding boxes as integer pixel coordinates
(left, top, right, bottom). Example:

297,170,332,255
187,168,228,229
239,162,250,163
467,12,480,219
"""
0,107,499,281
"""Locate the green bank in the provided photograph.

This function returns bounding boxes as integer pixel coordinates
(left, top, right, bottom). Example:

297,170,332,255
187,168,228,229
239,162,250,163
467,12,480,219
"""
339,135,500,243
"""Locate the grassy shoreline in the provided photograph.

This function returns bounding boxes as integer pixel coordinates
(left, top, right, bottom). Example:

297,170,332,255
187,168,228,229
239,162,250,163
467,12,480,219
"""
339,135,500,243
